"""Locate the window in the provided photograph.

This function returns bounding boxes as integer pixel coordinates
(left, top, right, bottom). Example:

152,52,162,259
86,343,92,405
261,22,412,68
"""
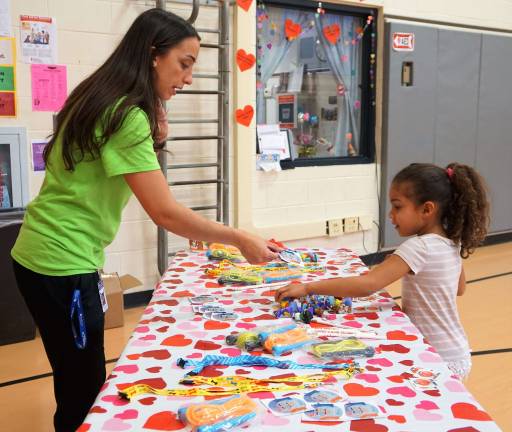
256,0,377,166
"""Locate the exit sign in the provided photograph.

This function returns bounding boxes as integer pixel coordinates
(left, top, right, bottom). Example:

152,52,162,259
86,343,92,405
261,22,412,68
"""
392,32,415,51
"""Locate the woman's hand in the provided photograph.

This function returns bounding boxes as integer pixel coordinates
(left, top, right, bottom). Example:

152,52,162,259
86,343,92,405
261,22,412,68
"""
235,230,280,264
275,282,308,302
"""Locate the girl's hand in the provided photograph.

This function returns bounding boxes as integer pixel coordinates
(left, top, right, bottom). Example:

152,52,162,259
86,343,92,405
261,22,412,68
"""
235,230,279,264
275,282,308,302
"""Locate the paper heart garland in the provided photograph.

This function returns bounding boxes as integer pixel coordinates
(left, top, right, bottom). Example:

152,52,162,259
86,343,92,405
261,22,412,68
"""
323,24,340,44
235,105,254,127
285,19,301,41
236,49,256,72
236,0,252,12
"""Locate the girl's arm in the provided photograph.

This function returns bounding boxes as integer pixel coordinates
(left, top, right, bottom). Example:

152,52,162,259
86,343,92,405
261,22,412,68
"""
124,170,279,263
457,267,466,296
275,254,411,302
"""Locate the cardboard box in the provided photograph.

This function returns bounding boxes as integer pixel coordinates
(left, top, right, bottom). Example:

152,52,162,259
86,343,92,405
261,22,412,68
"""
101,272,143,329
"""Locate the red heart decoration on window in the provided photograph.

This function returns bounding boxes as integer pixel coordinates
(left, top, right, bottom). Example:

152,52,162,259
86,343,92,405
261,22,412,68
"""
236,49,256,71
235,105,254,127
236,0,253,12
323,24,340,44
285,19,302,41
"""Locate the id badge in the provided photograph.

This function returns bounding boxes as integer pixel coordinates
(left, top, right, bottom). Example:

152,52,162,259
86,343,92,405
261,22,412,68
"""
97,274,108,313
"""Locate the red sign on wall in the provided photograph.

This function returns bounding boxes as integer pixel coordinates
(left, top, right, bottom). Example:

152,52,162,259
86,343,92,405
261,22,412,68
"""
392,32,415,52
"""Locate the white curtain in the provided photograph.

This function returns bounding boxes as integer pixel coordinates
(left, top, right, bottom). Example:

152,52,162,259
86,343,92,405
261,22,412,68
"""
314,14,362,156
256,8,306,124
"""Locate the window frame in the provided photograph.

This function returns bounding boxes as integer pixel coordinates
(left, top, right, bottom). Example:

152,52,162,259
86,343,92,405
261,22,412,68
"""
256,0,378,167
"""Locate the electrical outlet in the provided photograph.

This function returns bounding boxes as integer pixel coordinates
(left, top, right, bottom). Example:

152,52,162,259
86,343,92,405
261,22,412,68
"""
343,217,359,233
326,219,344,236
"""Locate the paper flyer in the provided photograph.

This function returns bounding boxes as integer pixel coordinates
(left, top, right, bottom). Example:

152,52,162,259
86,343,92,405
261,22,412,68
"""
0,0,11,37
31,140,47,172
31,64,67,111
20,15,57,64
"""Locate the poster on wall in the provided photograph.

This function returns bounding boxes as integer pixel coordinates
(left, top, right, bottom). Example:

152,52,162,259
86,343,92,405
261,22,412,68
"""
19,15,57,64
277,94,296,129
31,140,47,171
31,64,67,112
0,36,16,117
0,0,11,37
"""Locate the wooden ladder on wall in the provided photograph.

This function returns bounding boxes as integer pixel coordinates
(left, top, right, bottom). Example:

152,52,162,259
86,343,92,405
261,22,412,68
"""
156,0,230,275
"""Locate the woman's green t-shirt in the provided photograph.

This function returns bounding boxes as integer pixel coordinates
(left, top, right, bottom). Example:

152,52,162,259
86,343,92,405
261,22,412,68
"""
11,107,160,276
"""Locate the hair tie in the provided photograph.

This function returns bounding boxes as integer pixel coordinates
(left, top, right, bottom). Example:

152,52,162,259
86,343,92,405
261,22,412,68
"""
446,167,454,180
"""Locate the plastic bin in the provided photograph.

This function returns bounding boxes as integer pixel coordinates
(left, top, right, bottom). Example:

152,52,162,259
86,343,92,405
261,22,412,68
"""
0,208,36,345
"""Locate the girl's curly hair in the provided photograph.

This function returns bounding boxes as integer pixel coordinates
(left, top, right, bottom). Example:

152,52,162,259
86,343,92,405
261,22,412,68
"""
392,163,490,258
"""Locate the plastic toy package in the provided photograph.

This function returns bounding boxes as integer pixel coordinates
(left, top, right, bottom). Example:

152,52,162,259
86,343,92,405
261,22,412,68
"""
178,394,260,432
225,322,313,355
205,260,325,286
308,337,375,360
206,243,245,263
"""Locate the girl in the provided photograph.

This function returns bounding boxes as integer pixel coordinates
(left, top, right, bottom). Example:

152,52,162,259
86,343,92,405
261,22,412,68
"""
12,9,278,432
276,162,490,379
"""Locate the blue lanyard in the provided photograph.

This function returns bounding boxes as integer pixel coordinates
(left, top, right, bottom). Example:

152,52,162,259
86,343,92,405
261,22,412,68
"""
71,288,87,349
177,354,354,376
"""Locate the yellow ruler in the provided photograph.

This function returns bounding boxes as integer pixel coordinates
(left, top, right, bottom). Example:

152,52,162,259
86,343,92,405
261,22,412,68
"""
118,367,362,400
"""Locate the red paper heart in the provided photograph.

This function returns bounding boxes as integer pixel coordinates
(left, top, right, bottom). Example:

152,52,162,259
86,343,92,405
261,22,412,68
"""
285,18,301,41
388,415,406,424
386,330,418,341
154,299,179,306
236,0,252,12
156,326,169,333
451,402,492,421
162,335,192,347
147,366,162,373
236,49,256,71
194,340,222,350
350,419,389,432
378,343,410,354
126,353,141,360
139,396,156,406
323,24,340,44
447,428,481,432
385,398,404,406
343,383,380,397
365,365,382,372
424,389,441,397
399,359,414,366
76,425,91,432
204,320,231,330
200,365,228,377
143,411,185,430
235,105,254,127
141,349,171,360
162,279,183,284
171,290,194,297
89,405,107,414
386,375,405,383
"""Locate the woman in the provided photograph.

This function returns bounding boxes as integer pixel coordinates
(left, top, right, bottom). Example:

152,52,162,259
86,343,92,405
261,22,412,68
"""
11,9,278,431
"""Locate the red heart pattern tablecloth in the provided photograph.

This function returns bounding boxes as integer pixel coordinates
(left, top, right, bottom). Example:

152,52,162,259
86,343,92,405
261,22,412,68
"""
80,248,501,432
